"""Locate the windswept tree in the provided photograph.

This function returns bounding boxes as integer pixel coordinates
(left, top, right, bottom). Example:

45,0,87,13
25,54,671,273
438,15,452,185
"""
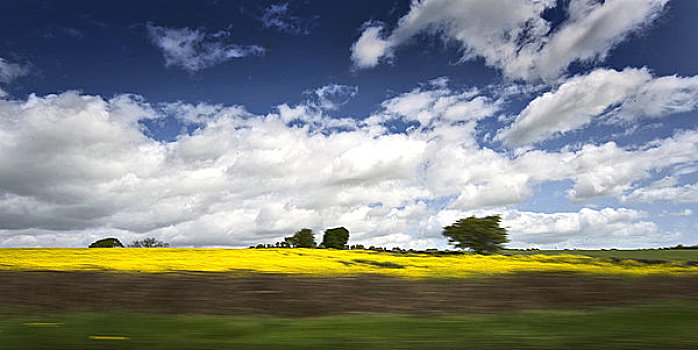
284,228,316,248
129,237,169,248
322,227,349,249
442,215,508,254
89,237,124,248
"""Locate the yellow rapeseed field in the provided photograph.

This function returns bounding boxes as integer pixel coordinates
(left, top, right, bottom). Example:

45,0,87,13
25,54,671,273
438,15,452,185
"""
0,248,696,278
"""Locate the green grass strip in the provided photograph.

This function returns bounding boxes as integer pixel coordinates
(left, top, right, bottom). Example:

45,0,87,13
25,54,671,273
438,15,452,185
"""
1,302,697,349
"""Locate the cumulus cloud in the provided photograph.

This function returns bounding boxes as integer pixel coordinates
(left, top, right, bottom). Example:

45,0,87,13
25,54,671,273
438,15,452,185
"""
663,209,693,217
376,83,501,126
501,207,675,249
160,101,250,125
513,130,698,202
1,86,695,248
260,2,318,35
497,68,698,146
498,68,652,146
272,103,359,132
622,181,698,203
350,0,668,81
305,84,358,111
0,91,432,247
147,23,265,72
351,24,393,69
616,74,698,120
530,0,667,81
435,206,676,249
0,57,30,83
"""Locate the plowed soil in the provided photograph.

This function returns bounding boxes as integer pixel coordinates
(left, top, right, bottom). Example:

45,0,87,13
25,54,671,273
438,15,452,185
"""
1,271,696,316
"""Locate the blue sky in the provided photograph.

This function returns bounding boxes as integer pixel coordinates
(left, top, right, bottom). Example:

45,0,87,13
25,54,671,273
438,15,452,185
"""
0,0,697,249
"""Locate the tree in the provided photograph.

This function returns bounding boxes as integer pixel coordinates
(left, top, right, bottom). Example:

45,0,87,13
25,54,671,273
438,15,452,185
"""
275,241,290,248
442,215,508,254
129,237,169,248
89,237,124,248
284,228,316,248
322,227,349,249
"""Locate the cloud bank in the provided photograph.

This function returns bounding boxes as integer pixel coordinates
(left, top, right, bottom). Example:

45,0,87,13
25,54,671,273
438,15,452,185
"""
0,85,695,248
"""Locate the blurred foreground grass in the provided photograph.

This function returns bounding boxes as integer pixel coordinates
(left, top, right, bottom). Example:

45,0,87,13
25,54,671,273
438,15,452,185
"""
1,302,696,349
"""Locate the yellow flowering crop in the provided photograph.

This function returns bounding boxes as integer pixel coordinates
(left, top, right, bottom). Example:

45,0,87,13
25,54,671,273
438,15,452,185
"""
0,248,696,278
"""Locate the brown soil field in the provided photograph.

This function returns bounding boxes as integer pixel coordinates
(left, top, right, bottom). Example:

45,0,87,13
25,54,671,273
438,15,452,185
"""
1,271,697,317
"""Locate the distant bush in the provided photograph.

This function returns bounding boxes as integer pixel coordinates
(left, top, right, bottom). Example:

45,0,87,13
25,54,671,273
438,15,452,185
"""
661,244,698,250
274,241,290,248
89,238,124,248
129,237,169,248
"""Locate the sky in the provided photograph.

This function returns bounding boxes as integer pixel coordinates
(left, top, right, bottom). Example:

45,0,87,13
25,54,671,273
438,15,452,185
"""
1,0,697,249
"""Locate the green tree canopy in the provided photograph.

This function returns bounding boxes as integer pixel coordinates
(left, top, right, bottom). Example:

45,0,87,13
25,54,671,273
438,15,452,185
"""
88,237,124,248
284,228,316,248
442,215,508,254
322,227,349,249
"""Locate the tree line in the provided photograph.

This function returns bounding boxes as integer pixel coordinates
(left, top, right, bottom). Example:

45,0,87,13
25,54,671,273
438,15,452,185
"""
253,226,350,249
254,216,509,254
88,215,511,254
88,237,169,248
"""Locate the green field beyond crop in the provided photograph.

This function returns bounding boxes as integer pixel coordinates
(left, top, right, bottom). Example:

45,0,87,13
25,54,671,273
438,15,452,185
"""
1,302,697,350
502,248,698,262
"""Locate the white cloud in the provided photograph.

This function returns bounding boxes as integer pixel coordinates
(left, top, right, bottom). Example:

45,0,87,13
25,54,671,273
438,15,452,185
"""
260,2,318,35
350,0,668,81
147,23,265,72
663,209,693,217
512,129,698,202
377,84,500,126
351,24,392,69
622,182,698,203
497,68,698,147
306,84,358,111
432,121,696,207
273,102,358,131
160,101,250,125
0,91,432,246
0,57,30,83
616,74,698,120
497,68,651,146
530,0,667,81
500,207,675,249
448,174,531,210
0,87,695,248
